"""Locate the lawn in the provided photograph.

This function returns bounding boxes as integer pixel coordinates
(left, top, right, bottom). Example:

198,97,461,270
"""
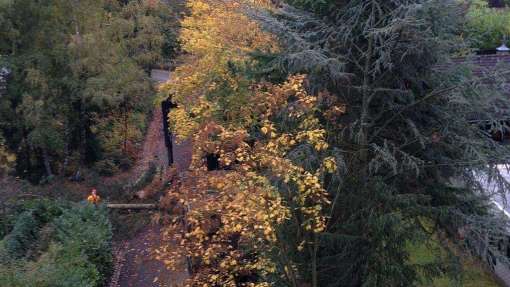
408,238,501,287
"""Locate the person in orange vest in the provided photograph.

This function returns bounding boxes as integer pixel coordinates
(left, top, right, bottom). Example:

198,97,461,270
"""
87,188,101,205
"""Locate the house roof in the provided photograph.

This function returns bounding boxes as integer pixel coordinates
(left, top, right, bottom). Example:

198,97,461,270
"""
450,53,510,77
433,53,510,121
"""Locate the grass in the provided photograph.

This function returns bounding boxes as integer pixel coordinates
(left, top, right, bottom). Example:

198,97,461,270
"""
408,238,500,287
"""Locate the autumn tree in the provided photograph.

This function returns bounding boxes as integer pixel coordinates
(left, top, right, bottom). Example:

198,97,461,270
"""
159,0,510,286
157,1,337,285
0,133,15,176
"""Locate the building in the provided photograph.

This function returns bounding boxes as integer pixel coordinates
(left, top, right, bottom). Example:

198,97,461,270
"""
435,47,510,137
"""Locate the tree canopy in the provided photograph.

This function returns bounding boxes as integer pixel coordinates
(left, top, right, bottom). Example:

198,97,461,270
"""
0,0,180,181
158,0,510,286
1,0,510,286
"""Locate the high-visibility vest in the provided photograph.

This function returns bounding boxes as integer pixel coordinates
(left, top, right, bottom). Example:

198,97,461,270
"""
87,194,100,204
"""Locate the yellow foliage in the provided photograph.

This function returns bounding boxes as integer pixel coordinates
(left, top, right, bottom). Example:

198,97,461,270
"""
0,136,15,175
159,76,334,285
156,1,345,285
161,0,279,139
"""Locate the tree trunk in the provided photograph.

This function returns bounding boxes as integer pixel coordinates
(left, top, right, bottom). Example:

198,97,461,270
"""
42,148,53,177
162,99,175,166
60,126,70,176
123,106,129,154
106,203,158,209
359,1,375,181
311,234,319,287
80,98,87,163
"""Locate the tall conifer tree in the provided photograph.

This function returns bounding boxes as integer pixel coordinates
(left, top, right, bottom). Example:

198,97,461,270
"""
248,0,510,285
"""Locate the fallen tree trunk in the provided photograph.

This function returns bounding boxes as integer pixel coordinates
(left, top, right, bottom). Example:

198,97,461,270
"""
106,203,158,210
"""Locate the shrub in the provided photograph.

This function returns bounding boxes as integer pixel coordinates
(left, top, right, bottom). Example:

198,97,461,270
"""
0,199,64,260
0,260,29,287
0,201,112,286
107,150,136,171
23,199,64,224
0,211,39,259
53,204,113,283
42,243,102,287
0,208,17,240
130,161,157,191
465,0,510,50
0,244,101,287
93,159,119,176
117,156,134,171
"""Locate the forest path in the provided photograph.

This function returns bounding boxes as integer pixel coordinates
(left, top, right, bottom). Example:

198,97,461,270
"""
113,225,188,287
102,71,170,187
109,69,191,287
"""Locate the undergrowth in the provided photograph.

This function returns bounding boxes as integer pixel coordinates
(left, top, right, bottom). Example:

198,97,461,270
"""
0,200,112,287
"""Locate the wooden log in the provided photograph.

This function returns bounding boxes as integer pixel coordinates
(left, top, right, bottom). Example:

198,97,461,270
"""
106,203,158,210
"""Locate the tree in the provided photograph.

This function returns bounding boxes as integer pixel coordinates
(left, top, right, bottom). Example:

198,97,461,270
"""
0,0,175,180
249,0,510,285
157,2,334,286
0,133,15,177
464,0,510,50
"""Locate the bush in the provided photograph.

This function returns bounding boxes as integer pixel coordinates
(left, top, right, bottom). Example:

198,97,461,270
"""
43,243,102,287
106,150,136,171
23,199,64,224
0,260,29,287
0,244,101,287
53,203,113,283
117,156,134,171
0,201,112,287
0,205,19,240
130,161,157,191
0,200,63,260
465,0,510,50
1,211,39,259
93,159,119,176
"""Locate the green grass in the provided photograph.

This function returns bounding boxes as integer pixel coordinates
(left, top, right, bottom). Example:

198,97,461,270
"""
408,239,500,287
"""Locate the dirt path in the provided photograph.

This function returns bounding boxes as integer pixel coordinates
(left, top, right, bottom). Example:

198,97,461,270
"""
109,69,191,287
131,106,169,178
172,137,192,175
111,135,191,287
113,226,188,287
103,104,169,188
111,140,191,287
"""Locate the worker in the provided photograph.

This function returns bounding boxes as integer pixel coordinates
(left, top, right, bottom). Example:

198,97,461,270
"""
87,188,101,205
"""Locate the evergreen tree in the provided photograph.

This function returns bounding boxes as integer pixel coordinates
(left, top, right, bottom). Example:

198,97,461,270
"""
248,0,510,285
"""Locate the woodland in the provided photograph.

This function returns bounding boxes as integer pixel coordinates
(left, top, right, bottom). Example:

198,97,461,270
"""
2,0,510,286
